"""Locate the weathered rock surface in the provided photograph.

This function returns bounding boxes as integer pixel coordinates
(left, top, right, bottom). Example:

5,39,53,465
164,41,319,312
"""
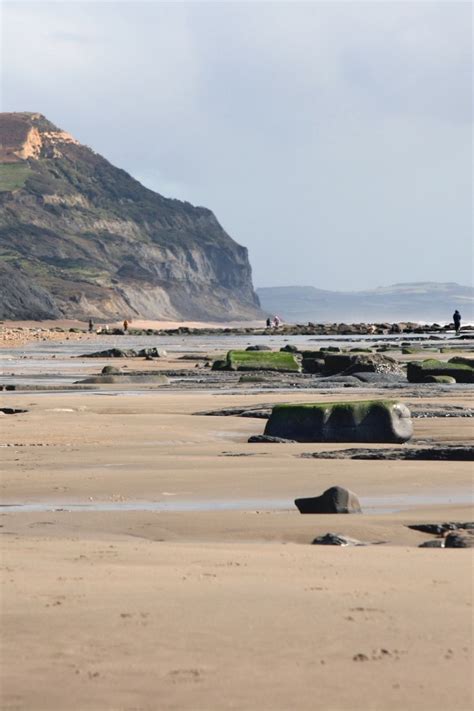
0,112,261,321
295,486,361,514
311,533,373,546
408,522,473,535
301,445,474,461
444,531,474,548
264,400,413,443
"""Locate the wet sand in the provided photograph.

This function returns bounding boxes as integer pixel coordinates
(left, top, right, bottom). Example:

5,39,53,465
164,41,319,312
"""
1,338,473,710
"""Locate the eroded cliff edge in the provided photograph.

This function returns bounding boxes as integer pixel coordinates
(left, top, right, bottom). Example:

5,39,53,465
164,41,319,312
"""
0,112,261,320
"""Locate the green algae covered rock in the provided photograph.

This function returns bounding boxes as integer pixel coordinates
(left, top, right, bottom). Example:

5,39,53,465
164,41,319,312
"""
423,375,456,384
448,356,474,368
407,359,474,383
264,400,413,443
215,350,301,372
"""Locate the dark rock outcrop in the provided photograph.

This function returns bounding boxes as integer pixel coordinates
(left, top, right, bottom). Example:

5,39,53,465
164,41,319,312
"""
295,486,361,514
264,400,413,444
0,112,261,321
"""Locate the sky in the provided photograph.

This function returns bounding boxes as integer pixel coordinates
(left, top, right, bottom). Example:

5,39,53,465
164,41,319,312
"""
1,0,472,291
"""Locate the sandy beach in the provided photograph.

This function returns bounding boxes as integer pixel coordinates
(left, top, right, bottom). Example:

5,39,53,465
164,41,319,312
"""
1,328,473,710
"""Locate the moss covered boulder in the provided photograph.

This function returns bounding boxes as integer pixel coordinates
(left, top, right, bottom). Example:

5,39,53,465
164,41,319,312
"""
423,375,456,384
264,400,413,443
448,356,474,368
214,350,301,372
407,359,474,383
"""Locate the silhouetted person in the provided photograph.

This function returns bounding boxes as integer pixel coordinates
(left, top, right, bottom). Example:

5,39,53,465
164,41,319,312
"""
88,319,94,333
453,310,461,334
266,317,272,328
123,319,129,332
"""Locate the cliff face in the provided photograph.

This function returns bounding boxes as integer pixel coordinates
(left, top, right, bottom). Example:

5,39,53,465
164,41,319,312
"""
0,112,261,321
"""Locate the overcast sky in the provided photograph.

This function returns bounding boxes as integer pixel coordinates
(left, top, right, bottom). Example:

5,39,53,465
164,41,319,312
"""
1,1,472,290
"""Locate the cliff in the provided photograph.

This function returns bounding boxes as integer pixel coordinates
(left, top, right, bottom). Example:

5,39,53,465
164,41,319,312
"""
0,112,261,321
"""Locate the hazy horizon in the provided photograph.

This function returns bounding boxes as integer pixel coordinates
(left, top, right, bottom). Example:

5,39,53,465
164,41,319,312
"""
2,1,472,291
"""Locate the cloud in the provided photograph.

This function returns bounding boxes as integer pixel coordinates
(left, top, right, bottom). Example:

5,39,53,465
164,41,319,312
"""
1,0,472,289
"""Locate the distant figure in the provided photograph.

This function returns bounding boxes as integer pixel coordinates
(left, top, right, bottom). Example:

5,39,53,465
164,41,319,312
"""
266,317,272,328
104,324,109,333
453,310,461,334
273,315,281,328
123,319,129,332
88,319,94,333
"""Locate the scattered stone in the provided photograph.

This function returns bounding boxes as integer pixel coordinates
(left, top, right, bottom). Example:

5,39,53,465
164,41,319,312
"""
280,344,299,353
246,344,272,351
418,540,445,548
295,486,362,514
264,400,413,443
0,408,28,415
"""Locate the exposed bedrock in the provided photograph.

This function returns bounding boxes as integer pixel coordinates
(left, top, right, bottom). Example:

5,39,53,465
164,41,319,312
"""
264,400,413,444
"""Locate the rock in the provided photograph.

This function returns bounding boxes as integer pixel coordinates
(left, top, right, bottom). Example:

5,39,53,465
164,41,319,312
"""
301,445,474,461
246,344,272,351
444,531,474,548
81,348,138,358
449,356,474,368
302,357,325,374
101,366,120,374
137,348,167,358
264,400,413,443
217,350,301,373
295,486,361,514
311,533,368,546
407,359,474,384
77,374,168,385
418,539,445,548
323,353,404,376
350,372,406,384
423,375,456,384
280,345,299,353
247,434,297,443
319,376,363,387
408,522,473,535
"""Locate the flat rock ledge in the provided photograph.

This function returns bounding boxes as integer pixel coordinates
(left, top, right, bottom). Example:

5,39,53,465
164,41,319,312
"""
300,445,474,461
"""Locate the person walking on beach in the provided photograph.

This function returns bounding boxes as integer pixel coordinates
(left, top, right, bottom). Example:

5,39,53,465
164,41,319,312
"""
123,319,129,333
266,317,272,328
88,319,94,333
453,310,461,334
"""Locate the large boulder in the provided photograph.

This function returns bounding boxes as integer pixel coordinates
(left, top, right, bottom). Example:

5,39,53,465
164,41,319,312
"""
264,400,413,443
214,350,301,372
295,486,361,514
407,359,474,383
324,353,403,376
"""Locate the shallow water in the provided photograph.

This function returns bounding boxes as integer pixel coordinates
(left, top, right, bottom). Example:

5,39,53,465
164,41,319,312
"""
0,491,471,515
